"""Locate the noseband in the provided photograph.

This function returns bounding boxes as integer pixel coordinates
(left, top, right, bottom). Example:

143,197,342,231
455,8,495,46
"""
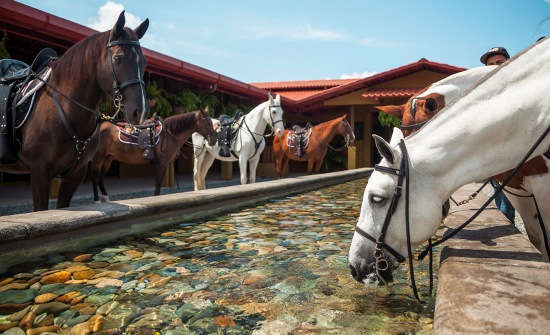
354,139,427,301
399,97,429,131
106,40,146,119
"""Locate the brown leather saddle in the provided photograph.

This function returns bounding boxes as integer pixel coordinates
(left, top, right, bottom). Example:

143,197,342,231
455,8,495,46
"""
117,119,163,160
287,122,312,157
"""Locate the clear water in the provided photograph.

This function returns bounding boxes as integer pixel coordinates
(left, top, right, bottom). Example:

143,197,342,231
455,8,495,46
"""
0,179,437,334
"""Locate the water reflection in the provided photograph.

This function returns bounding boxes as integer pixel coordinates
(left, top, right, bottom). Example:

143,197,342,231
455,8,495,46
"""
0,178,437,334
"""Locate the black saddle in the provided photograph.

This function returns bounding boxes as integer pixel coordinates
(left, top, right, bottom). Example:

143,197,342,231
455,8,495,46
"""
0,48,58,163
292,122,312,135
218,111,243,157
0,48,57,84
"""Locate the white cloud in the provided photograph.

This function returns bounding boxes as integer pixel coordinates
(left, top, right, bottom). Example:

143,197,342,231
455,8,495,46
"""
88,1,142,31
244,23,348,41
339,71,377,79
358,37,401,48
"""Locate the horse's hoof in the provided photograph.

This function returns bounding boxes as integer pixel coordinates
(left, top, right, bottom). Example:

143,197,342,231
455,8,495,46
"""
100,195,110,203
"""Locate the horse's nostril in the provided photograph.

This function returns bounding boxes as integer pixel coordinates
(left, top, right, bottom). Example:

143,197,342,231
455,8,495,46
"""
349,264,359,280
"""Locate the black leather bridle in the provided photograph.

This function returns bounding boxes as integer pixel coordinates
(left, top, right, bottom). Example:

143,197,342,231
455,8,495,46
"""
106,39,146,119
354,139,426,301
354,121,550,302
399,97,430,131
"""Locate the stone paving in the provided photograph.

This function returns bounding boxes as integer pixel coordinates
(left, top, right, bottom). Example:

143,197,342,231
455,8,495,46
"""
435,184,550,335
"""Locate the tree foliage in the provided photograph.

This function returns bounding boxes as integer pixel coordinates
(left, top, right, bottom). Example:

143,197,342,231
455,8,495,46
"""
377,111,400,127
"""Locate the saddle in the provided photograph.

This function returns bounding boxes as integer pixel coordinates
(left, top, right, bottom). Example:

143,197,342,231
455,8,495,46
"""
287,122,312,157
117,118,163,160
217,111,243,157
0,48,57,163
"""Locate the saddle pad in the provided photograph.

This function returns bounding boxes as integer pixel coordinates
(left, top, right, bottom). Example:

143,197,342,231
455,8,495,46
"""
118,120,163,147
14,67,51,129
287,128,312,157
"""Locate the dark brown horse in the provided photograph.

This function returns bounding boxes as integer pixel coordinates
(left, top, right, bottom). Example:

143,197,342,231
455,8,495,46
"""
91,109,217,201
0,12,149,211
273,114,355,177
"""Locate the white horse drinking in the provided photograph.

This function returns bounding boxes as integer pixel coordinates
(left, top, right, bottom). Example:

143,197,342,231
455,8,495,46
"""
348,37,550,286
192,93,284,190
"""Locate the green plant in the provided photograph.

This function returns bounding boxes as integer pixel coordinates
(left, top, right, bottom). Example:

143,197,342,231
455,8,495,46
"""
377,110,400,127
0,32,10,60
146,82,172,118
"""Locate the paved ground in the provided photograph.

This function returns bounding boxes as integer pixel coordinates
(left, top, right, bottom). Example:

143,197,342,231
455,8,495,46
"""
0,173,283,216
435,183,550,334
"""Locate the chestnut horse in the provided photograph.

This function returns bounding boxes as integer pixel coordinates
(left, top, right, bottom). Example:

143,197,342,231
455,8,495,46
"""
0,12,149,211
377,66,550,259
273,114,355,177
91,109,217,201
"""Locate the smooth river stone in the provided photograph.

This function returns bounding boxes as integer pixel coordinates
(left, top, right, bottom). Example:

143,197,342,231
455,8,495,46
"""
40,271,70,284
33,302,69,315
0,289,36,304
0,278,13,286
84,294,115,306
72,254,93,262
0,283,29,293
72,270,95,280
34,293,59,304
55,291,81,304
1,327,25,335
64,265,91,274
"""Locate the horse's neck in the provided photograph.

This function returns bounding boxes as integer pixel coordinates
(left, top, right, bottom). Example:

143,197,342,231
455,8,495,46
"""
316,120,340,145
50,39,103,121
244,103,268,135
408,39,550,198
422,66,495,103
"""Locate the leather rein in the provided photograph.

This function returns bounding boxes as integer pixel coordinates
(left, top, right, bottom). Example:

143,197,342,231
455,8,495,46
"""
355,121,550,302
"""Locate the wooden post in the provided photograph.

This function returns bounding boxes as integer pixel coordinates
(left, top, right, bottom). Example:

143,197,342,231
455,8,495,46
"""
221,161,233,180
364,111,373,167
347,106,357,170
49,177,61,199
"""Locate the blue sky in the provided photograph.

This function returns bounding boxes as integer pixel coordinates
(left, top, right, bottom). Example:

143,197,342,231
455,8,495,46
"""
19,0,550,82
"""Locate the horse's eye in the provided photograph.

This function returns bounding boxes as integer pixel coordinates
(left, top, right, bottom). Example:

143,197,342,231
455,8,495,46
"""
113,55,122,64
369,194,386,204
425,98,438,113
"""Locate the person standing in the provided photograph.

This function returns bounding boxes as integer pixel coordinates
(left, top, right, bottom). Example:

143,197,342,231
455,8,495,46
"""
480,46,515,223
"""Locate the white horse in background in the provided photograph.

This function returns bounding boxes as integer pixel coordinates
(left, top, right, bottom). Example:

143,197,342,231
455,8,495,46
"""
349,36,550,285
192,93,284,190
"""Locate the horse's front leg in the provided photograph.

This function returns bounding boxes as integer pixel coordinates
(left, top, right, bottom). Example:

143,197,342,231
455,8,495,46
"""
30,166,52,211
307,159,314,174
153,162,167,196
249,156,261,184
193,154,202,191
199,153,216,190
57,166,87,208
239,154,249,184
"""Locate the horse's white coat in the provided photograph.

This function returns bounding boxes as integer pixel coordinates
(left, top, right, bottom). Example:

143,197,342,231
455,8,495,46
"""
349,37,550,279
192,94,284,190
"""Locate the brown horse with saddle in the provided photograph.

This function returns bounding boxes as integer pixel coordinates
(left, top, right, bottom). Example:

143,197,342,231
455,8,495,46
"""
91,108,217,202
273,114,355,177
0,11,149,211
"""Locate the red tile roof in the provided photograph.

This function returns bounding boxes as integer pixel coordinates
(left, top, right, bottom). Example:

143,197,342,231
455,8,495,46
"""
362,88,421,99
297,58,465,108
275,90,326,100
252,79,358,90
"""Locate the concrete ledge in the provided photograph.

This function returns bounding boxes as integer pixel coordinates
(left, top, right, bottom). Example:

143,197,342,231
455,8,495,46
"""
434,184,550,335
0,168,371,272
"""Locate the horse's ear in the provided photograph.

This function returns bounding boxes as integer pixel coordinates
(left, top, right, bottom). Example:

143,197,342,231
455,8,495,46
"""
134,18,149,40
376,105,404,118
202,106,209,115
268,92,274,104
373,134,396,165
389,127,404,146
110,11,126,40
275,94,281,102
